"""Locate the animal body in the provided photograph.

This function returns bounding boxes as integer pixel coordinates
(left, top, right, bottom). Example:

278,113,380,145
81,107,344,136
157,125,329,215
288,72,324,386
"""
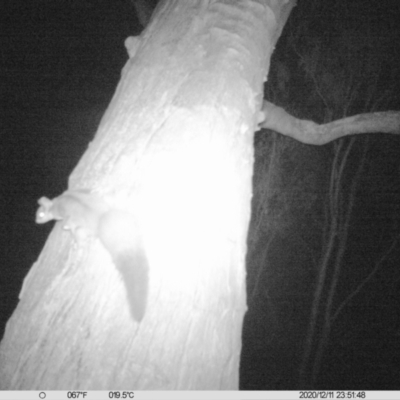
36,190,148,322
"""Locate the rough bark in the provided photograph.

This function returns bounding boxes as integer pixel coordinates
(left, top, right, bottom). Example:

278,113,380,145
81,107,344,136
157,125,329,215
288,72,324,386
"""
0,0,295,389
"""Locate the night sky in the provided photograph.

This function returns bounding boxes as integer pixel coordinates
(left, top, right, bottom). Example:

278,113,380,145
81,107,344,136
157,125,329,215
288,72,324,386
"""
1,0,400,390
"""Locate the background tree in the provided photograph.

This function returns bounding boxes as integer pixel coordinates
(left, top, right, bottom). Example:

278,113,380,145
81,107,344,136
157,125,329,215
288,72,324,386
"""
242,0,400,389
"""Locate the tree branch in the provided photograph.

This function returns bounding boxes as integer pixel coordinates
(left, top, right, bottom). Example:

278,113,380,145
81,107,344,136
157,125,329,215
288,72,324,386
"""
259,101,400,145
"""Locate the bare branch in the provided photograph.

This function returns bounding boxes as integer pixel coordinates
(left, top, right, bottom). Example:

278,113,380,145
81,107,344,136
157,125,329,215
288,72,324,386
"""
259,101,400,145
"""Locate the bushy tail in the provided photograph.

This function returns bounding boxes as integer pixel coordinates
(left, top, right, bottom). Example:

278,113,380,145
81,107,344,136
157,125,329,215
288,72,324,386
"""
98,210,148,322
114,251,148,322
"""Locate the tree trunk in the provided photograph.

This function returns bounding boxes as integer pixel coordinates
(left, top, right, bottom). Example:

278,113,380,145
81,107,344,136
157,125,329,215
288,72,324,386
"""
0,0,294,389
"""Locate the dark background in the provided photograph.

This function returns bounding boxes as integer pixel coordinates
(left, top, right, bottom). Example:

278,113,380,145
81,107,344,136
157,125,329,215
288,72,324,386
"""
1,0,399,390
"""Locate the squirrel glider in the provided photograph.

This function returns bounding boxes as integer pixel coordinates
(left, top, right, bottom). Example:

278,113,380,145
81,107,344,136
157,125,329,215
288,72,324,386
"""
36,190,148,322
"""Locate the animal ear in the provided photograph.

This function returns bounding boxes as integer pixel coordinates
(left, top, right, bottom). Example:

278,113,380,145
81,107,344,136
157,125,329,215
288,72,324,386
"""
36,197,55,224
37,197,53,209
